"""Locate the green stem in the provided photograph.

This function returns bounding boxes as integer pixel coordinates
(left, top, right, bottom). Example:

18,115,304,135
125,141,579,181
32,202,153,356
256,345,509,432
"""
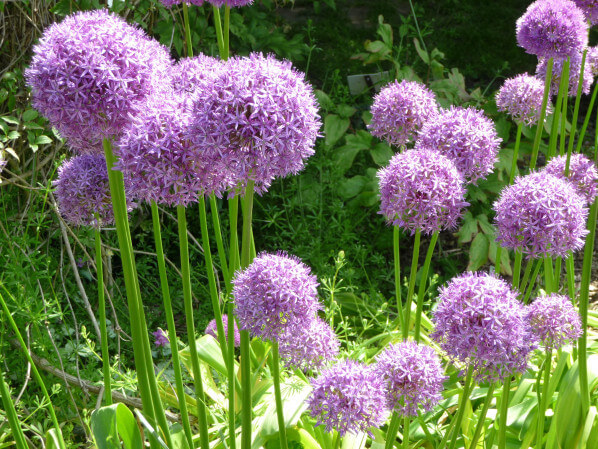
445,367,474,449
498,377,512,449
469,384,495,449
240,180,255,449
0,329,34,449
212,5,225,60
509,122,523,185
544,257,554,294
393,226,404,332
494,245,503,275
523,260,543,304
558,60,570,157
403,229,421,339
210,195,230,285
177,205,210,449
224,6,230,59
228,196,240,293
95,226,112,406
566,253,575,301
271,341,288,449
554,257,562,291
535,350,553,449
182,3,194,58
402,416,410,449
547,59,567,160
150,201,193,449
512,251,523,290
0,289,67,448
519,258,534,294
385,411,402,449
227,303,237,449
531,58,553,170
414,231,439,341
567,49,587,160
575,82,598,155
199,196,228,362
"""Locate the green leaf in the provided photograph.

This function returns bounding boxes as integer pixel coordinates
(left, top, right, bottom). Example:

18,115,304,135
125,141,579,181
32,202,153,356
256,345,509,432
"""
364,40,389,55
370,143,393,166
180,335,227,376
494,117,511,142
0,116,19,125
413,38,429,64
488,242,512,276
336,104,357,119
324,114,350,147
377,16,393,46
91,403,143,449
34,135,53,145
457,212,477,244
22,109,38,122
7,130,19,140
45,429,66,449
467,233,489,271
314,90,334,111
259,377,311,438
338,176,367,199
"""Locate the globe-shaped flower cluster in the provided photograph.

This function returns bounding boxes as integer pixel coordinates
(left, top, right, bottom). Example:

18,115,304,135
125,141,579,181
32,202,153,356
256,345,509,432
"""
54,154,127,227
516,0,589,58
306,360,389,436
536,52,594,97
377,148,469,235
26,10,172,153
432,272,535,382
373,341,446,416
205,314,240,347
526,294,582,350
493,171,589,258
496,74,552,125
543,153,598,204
172,54,223,98
573,0,598,25
232,252,321,341
415,106,501,184
368,80,438,147
187,52,321,195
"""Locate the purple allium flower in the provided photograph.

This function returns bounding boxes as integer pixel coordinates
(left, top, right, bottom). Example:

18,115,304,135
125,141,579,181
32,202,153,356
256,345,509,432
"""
368,80,439,147
431,272,535,383
526,293,582,350
153,329,169,347
516,0,589,58
373,341,446,416
233,252,321,341
26,10,173,154
306,360,389,436
172,54,223,98
278,317,340,372
206,0,254,6
204,314,241,347
543,153,598,204
493,171,589,258
536,52,594,97
415,106,501,184
377,148,469,235
572,0,598,24
587,46,598,76
54,154,127,227
187,52,321,196
495,73,552,125
116,95,224,206
160,0,205,8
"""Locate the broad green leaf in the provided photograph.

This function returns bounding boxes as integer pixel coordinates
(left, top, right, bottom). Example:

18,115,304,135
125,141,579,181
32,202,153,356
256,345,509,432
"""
580,406,598,449
0,116,19,125
324,114,350,147
34,135,53,145
180,335,227,376
338,176,367,199
332,145,362,174
22,109,38,122
467,233,489,271
336,104,357,119
45,428,66,449
413,38,429,64
259,376,311,437
495,117,511,142
364,40,389,55
341,431,367,449
377,16,393,46
488,242,512,276
91,403,143,449
457,212,478,244
370,143,393,166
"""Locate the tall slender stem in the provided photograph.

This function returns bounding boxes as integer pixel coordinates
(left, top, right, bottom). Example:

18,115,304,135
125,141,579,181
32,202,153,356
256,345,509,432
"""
574,82,598,154
199,196,228,362
150,201,193,449
95,226,112,406
212,6,225,59
182,3,194,58
210,195,230,285
385,411,402,449
543,257,554,294
271,341,288,449
535,350,553,449
567,50,587,159
498,377,512,449
227,303,237,449
524,261,543,304
414,231,439,341
228,196,240,292
393,226,404,331
531,58,553,170
558,60,570,157
512,251,523,290
402,416,411,449
0,363,28,449
240,180,255,449
519,258,534,295
566,253,575,301
447,367,474,449
547,60,567,160
403,229,421,339
177,205,210,449
224,6,230,59
509,123,523,185
469,384,495,449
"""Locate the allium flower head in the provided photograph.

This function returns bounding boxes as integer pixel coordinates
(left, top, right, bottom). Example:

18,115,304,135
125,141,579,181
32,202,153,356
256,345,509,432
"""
172,54,223,98
26,10,173,153
494,171,589,258
516,0,589,58
572,0,598,24
527,294,582,350
306,360,389,436
187,52,321,195
117,95,224,206
496,73,552,125
54,154,129,227
431,272,535,382
543,153,598,204
368,80,439,147
153,329,169,347
233,252,321,341
278,317,340,372
587,46,598,76
536,52,594,97
373,341,446,416
160,0,205,8
206,0,254,6
415,106,501,184
204,314,240,347
377,148,469,235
